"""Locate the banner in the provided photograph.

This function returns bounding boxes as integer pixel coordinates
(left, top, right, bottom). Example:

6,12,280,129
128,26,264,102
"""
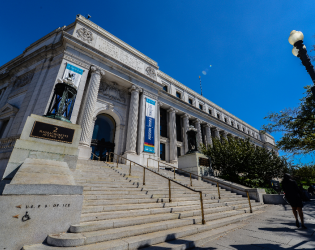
63,63,84,88
144,98,156,153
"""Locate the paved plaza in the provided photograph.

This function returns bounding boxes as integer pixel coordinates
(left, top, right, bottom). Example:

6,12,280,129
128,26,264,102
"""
199,200,315,250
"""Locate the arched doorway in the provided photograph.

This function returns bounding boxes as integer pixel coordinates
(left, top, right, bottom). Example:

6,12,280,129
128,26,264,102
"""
91,114,116,161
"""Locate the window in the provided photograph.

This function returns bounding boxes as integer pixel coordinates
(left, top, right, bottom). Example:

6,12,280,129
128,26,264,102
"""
176,92,181,99
160,143,166,161
160,108,167,137
176,114,182,142
231,121,234,127
189,98,193,105
0,120,8,138
177,147,181,157
199,104,203,110
217,114,220,119
237,125,240,129
243,128,245,132
208,109,212,115
224,118,227,123
163,85,168,92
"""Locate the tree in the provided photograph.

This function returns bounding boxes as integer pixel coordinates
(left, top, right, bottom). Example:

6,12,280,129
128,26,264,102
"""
262,85,315,157
201,137,289,188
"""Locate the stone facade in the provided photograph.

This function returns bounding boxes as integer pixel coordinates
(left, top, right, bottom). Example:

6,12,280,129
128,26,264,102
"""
0,15,277,176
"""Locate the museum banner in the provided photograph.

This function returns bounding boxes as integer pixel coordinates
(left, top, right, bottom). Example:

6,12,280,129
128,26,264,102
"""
63,63,84,88
144,98,156,153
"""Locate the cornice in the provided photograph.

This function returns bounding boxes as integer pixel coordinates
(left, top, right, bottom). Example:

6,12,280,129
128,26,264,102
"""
75,15,158,68
63,51,90,69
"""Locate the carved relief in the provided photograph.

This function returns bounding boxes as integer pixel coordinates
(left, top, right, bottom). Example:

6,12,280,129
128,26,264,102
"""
145,66,156,79
99,81,126,103
76,27,93,44
14,70,34,88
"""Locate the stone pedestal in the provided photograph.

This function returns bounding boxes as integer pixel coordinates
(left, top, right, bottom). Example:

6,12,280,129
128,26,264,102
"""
178,151,210,177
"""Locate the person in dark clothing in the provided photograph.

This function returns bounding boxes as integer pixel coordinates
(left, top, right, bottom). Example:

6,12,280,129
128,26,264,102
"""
282,173,306,229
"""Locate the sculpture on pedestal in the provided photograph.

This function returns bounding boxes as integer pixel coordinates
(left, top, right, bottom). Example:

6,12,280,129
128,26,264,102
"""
186,125,198,154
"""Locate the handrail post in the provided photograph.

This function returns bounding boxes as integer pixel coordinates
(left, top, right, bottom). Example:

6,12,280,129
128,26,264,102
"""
129,161,131,176
199,192,205,224
168,179,172,202
217,182,221,199
246,191,253,213
143,168,145,185
190,173,192,187
173,168,175,179
116,155,119,168
158,161,160,172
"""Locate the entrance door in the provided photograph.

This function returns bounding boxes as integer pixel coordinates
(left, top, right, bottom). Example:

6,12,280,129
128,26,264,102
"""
91,114,116,161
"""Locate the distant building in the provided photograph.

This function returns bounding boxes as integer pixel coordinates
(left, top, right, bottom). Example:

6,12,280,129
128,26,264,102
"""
0,15,276,178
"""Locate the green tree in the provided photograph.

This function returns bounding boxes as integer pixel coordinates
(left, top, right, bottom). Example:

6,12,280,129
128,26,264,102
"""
262,85,315,157
201,137,289,188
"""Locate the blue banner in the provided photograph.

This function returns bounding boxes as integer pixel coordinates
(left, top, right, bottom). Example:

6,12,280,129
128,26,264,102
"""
144,98,156,153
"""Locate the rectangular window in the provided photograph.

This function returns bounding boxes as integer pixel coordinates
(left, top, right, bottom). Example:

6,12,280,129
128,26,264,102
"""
199,104,203,110
0,120,8,138
224,118,227,123
217,114,220,119
231,121,234,127
237,125,240,129
176,114,182,142
176,92,181,99
189,98,193,105
177,147,181,157
160,143,166,161
163,85,168,92
208,109,212,115
160,108,167,137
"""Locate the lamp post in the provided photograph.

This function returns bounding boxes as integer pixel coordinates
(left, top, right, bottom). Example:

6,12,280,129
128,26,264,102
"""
288,30,315,98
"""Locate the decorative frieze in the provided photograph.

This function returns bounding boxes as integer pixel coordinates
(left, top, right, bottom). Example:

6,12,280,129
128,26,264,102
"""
76,27,94,44
99,81,126,104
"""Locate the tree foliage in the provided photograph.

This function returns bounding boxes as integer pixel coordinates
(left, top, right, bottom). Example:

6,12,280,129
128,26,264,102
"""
262,85,315,157
201,137,289,188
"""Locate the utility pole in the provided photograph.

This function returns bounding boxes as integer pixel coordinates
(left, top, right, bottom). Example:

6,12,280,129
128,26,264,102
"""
199,76,203,96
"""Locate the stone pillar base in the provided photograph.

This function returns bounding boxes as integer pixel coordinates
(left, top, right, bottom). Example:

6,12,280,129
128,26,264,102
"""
78,144,92,160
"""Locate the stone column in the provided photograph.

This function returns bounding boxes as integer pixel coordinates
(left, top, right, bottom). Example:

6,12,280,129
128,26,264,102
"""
213,127,220,140
79,66,105,147
181,114,189,154
205,124,213,148
221,130,228,140
194,119,202,149
125,85,142,154
168,108,177,163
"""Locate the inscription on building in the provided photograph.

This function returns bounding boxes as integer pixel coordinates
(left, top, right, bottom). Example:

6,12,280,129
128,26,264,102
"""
30,121,74,144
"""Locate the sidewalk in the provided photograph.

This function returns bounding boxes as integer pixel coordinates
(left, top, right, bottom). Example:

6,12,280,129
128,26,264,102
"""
199,200,315,250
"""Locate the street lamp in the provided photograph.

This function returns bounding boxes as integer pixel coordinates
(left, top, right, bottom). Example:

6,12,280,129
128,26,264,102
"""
288,30,315,98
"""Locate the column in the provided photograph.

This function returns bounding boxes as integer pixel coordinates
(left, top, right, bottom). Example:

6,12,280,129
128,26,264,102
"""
137,93,145,155
79,66,105,146
194,119,202,149
168,108,177,163
212,127,220,140
205,124,213,148
125,85,142,154
181,114,189,154
221,130,228,140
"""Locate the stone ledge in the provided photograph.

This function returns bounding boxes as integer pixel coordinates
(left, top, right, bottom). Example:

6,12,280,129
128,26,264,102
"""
2,184,83,195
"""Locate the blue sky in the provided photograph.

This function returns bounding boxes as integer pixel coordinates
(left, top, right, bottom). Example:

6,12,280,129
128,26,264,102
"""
1,1,315,163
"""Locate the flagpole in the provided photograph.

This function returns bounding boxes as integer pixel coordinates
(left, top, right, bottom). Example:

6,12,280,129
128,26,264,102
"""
199,76,203,96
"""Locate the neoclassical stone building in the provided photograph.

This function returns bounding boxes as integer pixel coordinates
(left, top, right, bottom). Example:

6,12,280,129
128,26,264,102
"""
0,15,276,178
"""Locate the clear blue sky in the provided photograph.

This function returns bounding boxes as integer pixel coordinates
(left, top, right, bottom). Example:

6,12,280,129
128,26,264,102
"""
1,1,315,163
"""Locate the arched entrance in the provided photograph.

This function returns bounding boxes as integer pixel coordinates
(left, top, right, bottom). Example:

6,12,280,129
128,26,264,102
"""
91,114,116,161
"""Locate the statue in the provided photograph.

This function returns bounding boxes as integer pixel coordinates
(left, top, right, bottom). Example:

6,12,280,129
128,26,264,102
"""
186,125,198,154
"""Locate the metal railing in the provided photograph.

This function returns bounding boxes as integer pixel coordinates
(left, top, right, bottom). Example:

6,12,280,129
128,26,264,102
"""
91,152,100,161
0,135,20,149
109,152,205,224
147,158,252,213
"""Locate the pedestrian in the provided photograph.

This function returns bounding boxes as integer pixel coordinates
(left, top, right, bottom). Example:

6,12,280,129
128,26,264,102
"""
282,173,307,229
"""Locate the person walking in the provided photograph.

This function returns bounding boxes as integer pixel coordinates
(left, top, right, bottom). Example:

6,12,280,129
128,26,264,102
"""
282,173,307,229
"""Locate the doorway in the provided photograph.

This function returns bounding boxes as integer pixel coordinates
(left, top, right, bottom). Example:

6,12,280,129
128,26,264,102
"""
91,114,116,161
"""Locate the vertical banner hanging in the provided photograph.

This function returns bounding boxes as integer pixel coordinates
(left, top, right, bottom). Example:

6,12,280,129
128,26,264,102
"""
144,98,156,153
63,63,84,88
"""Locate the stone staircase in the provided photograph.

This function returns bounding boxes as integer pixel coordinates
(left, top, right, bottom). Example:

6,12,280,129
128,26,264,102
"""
23,159,267,250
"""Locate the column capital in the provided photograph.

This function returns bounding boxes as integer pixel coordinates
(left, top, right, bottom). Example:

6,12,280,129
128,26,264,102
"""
194,118,201,124
181,113,190,119
90,65,105,76
129,84,142,93
167,107,177,113
203,123,212,128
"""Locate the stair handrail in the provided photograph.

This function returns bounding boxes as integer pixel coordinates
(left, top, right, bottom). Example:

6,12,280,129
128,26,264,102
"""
91,152,100,161
148,158,252,213
108,152,205,224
